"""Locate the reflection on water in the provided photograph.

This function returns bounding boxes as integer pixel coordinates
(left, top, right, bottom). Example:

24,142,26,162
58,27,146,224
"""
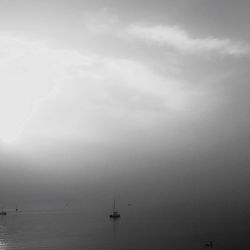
0,208,248,249
110,218,120,250
0,223,8,250
0,239,7,250
0,209,120,250
111,217,120,234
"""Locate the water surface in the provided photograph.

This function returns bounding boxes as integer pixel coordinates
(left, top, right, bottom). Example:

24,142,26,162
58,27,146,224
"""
0,206,249,250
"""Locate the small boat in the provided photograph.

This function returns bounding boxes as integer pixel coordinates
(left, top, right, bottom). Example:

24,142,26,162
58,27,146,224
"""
109,200,120,218
205,241,213,248
0,211,7,215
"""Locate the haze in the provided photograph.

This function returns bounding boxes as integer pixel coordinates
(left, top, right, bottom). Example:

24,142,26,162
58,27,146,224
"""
0,0,250,224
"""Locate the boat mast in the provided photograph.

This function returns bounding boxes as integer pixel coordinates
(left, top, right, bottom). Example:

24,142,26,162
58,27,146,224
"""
113,200,116,212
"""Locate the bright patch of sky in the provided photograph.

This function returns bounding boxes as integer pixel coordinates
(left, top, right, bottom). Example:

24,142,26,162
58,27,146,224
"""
0,0,249,159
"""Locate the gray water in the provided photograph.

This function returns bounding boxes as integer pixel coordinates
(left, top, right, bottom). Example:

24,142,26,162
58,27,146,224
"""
0,206,249,250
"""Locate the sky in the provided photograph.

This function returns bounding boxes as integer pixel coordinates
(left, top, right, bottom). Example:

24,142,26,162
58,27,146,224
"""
0,0,250,216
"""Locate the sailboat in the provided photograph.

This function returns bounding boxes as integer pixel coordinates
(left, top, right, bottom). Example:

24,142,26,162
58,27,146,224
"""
109,200,120,218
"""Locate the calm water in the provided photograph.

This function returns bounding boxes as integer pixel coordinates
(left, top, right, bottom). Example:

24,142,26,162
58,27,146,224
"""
0,206,249,250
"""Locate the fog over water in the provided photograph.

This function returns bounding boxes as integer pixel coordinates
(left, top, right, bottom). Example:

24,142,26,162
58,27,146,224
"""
0,0,250,248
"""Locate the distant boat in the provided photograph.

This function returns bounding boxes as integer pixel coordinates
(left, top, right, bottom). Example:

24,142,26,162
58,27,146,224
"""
0,210,7,215
205,241,213,248
109,200,120,218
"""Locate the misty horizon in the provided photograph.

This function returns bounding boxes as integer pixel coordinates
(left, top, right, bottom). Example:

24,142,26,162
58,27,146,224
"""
0,0,250,249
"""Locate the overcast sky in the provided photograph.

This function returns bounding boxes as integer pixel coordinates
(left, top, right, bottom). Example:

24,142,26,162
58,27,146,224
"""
0,0,250,211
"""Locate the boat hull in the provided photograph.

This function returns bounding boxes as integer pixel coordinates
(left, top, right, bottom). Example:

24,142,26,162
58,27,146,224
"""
109,214,120,218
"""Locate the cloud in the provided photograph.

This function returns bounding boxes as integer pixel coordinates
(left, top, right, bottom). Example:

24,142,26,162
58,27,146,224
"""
127,24,250,56
0,36,98,143
82,11,250,57
21,53,221,155
0,34,237,158
83,9,119,34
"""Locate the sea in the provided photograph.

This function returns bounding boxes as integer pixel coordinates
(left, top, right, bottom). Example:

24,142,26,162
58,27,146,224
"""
0,204,249,250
